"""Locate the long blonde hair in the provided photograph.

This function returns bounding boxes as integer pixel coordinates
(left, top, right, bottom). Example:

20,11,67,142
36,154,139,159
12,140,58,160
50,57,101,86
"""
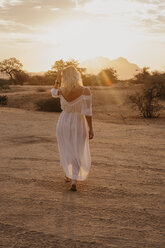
61,66,83,95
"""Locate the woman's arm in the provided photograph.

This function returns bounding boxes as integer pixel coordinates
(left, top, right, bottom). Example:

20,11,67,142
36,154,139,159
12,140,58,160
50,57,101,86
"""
53,70,62,89
51,70,62,97
85,116,94,139
83,87,94,139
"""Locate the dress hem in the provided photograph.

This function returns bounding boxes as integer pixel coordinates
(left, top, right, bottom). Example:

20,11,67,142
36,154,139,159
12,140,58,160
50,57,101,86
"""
64,170,90,181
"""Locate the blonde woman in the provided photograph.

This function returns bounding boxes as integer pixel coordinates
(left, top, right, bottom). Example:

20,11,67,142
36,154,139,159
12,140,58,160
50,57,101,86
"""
51,66,94,191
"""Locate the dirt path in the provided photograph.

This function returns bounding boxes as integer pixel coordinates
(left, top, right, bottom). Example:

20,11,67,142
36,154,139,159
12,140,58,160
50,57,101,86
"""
0,107,164,248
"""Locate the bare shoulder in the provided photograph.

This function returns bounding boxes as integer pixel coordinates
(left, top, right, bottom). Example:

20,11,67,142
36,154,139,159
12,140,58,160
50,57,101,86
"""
83,86,91,96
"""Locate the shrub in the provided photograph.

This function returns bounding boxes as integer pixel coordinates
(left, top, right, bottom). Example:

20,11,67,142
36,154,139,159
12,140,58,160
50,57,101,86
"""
37,87,46,92
97,68,118,86
13,70,29,84
130,85,162,118
28,75,46,85
150,72,165,100
82,68,119,86
0,79,10,90
82,74,98,86
0,95,8,105
36,97,62,112
131,68,165,99
130,69,165,118
131,67,150,84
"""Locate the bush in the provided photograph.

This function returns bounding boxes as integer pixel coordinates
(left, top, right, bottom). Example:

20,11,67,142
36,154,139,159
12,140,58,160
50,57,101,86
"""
0,95,8,105
130,85,162,118
37,87,46,92
97,68,118,86
13,70,29,84
131,68,165,99
129,69,165,118
82,74,98,86
82,68,119,86
0,79,10,90
150,72,165,100
28,75,46,85
131,67,150,84
36,97,62,112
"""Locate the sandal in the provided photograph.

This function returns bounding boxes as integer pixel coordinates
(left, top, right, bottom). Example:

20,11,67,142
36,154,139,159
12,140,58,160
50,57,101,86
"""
64,176,71,183
69,184,77,191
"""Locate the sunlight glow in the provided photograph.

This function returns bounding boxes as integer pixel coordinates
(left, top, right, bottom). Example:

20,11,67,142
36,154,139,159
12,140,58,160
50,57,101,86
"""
101,71,113,86
0,0,164,72
40,15,140,66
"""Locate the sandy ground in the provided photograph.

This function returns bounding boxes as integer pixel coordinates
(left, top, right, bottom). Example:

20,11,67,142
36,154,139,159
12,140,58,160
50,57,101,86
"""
0,85,165,248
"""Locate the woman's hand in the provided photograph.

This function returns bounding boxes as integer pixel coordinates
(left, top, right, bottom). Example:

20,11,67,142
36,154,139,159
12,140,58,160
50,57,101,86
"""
89,128,94,139
54,70,62,88
56,70,62,82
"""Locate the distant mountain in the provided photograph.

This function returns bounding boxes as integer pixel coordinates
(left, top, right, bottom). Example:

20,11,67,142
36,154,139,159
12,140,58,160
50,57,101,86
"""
28,71,45,76
80,56,140,80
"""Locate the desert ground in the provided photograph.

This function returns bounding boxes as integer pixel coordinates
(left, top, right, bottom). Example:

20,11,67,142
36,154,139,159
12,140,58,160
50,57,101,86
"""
0,84,165,248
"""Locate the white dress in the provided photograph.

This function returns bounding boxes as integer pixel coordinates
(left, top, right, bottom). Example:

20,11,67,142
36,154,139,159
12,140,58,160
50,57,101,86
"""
51,87,92,181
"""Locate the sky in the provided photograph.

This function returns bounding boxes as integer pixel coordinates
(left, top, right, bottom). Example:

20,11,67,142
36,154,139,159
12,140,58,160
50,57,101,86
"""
0,0,165,72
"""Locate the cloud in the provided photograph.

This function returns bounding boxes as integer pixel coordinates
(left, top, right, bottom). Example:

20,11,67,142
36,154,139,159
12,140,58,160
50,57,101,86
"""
0,0,76,8
0,0,86,35
0,19,39,33
0,0,164,36
134,0,163,4
132,0,165,34
75,0,93,6
140,17,164,34
156,15,165,23
0,0,164,71
0,0,22,7
0,0,96,38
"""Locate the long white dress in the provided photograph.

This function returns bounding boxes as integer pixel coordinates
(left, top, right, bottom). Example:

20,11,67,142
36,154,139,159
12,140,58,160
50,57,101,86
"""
51,87,92,181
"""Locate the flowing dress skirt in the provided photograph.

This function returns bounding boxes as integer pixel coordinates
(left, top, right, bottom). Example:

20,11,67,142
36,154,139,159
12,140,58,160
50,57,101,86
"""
56,111,91,181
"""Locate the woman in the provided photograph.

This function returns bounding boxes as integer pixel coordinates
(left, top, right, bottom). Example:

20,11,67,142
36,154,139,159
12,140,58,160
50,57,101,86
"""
51,66,94,191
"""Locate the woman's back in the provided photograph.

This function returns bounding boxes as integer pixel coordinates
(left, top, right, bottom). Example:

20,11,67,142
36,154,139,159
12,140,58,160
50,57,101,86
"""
51,86,92,116
60,86,84,102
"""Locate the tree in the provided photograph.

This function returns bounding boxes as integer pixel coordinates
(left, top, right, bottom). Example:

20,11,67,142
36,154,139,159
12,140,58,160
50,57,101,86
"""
0,57,23,83
51,59,66,71
65,59,86,74
44,70,57,85
51,58,86,75
97,67,118,86
132,67,151,84
82,74,98,86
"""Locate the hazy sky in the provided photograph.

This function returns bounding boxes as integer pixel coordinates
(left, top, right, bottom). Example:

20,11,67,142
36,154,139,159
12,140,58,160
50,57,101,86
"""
0,0,165,72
